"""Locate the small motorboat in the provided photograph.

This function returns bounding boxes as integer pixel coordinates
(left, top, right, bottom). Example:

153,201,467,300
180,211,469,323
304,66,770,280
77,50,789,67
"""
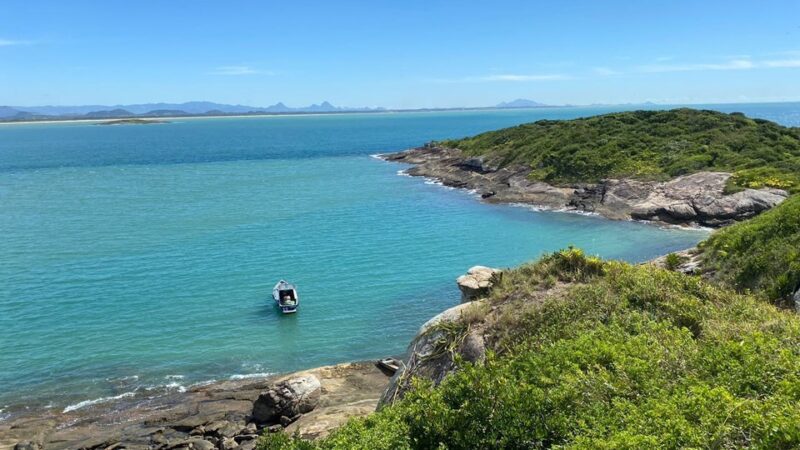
272,280,299,314
377,357,402,375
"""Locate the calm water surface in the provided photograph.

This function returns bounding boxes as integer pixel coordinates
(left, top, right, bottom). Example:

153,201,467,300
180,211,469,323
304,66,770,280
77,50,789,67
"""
1,104,796,415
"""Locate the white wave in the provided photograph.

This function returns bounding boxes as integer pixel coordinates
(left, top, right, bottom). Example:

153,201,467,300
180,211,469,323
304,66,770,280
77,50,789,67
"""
164,374,185,380
63,391,136,413
369,153,386,160
396,169,411,177
509,202,600,217
163,382,187,393
229,372,274,380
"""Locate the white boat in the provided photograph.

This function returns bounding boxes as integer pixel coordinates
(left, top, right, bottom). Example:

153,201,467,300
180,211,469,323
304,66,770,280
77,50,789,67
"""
272,280,299,314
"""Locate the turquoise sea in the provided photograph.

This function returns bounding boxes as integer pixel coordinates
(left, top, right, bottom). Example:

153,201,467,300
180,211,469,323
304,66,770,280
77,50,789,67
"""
1,104,798,417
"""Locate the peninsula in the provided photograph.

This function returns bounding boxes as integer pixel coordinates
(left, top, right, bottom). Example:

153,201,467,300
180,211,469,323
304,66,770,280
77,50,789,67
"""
383,109,799,227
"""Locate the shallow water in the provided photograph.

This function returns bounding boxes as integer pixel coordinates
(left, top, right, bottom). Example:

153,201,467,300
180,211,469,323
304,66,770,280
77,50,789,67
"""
1,103,794,414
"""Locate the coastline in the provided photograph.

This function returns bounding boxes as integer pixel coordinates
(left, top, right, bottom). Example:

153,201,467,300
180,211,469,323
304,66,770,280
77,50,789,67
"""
0,361,394,449
379,145,788,228
0,106,565,127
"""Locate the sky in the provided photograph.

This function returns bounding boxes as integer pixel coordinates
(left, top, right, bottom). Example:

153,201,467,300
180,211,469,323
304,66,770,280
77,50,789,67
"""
1,0,799,108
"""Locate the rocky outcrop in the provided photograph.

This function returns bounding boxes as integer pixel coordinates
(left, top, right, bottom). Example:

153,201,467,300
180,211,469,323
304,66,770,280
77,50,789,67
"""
380,266,499,407
379,302,487,406
382,146,788,227
457,266,502,302
794,289,800,314
252,375,321,424
649,248,703,275
0,362,391,449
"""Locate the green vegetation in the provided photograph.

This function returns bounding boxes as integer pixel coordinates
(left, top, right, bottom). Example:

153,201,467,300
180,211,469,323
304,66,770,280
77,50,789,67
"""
701,194,800,303
664,252,686,271
440,109,800,192
259,249,800,449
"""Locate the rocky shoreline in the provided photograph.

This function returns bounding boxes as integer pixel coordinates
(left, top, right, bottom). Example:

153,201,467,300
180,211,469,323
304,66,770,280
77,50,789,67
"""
381,145,788,227
0,362,394,450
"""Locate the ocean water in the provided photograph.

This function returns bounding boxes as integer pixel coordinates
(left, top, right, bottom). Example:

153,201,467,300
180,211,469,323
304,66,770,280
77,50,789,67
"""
1,104,796,416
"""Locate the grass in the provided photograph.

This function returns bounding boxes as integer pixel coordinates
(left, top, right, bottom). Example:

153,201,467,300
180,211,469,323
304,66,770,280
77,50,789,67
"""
258,249,800,449
439,108,800,192
700,194,800,304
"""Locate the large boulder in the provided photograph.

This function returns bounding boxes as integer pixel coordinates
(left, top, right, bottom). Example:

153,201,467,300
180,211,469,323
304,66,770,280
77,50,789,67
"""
457,266,502,302
251,375,321,424
379,301,487,406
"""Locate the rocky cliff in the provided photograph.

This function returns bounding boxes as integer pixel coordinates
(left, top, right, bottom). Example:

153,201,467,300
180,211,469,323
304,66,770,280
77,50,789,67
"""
382,146,788,227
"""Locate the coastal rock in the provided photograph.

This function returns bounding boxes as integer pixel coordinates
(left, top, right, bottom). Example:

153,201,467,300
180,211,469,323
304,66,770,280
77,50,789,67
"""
219,437,238,450
13,442,41,450
382,147,788,227
457,266,502,302
649,248,703,275
379,301,487,406
251,375,321,424
0,362,390,449
794,289,800,314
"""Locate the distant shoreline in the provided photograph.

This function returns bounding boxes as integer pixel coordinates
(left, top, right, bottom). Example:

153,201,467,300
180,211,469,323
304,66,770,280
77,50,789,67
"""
2,100,799,127
0,106,568,126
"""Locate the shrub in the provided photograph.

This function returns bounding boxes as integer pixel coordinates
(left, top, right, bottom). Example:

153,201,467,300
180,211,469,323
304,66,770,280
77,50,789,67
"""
259,251,800,449
441,109,800,192
701,195,800,303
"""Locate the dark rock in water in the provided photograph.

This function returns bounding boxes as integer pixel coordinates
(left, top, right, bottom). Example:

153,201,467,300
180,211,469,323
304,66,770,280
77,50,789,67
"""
251,375,321,424
480,190,495,199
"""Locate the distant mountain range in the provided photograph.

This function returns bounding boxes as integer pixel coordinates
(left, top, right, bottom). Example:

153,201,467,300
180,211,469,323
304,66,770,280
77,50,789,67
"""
0,98,578,122
0,101,386,121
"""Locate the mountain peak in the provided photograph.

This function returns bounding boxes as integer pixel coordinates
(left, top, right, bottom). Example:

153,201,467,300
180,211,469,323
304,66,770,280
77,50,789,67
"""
496,98,547,108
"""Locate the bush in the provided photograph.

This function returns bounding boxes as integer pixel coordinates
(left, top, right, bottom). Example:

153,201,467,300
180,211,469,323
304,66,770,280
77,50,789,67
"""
701,195,800,303
258,251,800,449
441,109,800,192
664,252,685,271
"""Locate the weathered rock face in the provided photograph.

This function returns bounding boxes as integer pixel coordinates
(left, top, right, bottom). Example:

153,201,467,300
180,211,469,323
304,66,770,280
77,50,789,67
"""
794,289,800,314
649,248,703,275
379,301,487,407
457,266,502,302
382,147,789,227
2,362,390,449
627,172,787,226
252,375,321,424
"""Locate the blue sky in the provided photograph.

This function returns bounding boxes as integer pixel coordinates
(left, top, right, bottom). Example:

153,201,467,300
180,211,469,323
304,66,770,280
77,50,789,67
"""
1,0,799,108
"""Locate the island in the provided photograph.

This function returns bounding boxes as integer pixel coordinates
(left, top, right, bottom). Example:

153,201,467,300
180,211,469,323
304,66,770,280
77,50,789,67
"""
382,109,799,227
96,118,170,126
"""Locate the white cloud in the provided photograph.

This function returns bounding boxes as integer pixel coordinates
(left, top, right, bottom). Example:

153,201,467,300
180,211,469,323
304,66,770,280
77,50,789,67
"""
211,65,271,76
763,59,800,68
592,67,621,76
0,38,32,47
639,58,755,73
432,73,570,83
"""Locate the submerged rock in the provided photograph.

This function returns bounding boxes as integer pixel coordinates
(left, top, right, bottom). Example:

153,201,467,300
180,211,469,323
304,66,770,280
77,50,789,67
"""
251,375,321,424
457,266,502,302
